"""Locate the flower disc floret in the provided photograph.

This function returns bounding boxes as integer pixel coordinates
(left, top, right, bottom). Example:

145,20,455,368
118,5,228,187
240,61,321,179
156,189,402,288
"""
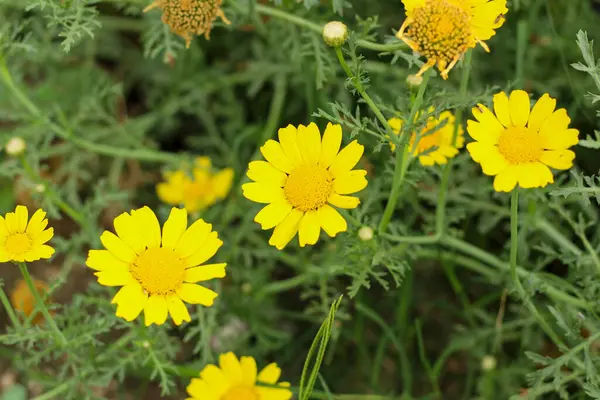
186,352,292,400
397,0,508,79
466,90,579,192
242,123,368,250
86,206,227,326
0,206,54,263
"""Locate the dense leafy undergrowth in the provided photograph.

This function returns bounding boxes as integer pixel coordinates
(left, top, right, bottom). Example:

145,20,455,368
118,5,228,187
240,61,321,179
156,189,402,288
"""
2,0,600,399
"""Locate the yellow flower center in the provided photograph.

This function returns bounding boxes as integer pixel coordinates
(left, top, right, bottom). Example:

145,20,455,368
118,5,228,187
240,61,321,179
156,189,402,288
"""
284,165,334,212
498,127,544,164
410,122,444,155
161,0,226,37
222,386,259,400
406,0,473,65
130,247,186,295
5,233,32,255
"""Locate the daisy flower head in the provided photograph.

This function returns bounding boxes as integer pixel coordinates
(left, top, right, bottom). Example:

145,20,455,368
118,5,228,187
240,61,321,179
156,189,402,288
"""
388,109,464,166
86,206,226,326
242,123,368,250
144,0,230,48
10,279,51,325
397,0,508,79
157,157,234,214
466,90,579,192
0,206,54,263
186,352,292,400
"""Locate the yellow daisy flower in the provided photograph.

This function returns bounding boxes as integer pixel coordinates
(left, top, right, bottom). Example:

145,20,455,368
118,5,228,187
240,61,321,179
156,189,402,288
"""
388,109,464,166
86,206,226,326
10,279,52,325
0,206,54,263
186,352,292,400
466,90,579,192
157,157,234,214
144,0,231,48
397,0,508,79
242,123,368,250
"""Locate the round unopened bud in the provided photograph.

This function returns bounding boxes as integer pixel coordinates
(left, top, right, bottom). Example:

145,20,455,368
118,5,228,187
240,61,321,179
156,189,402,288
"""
406,74,423,87
241,282,252,294
323,21,348,47
5,137,26,156
481,355,497,371
142,340,150,349
35,184,46,193
358,226,374,241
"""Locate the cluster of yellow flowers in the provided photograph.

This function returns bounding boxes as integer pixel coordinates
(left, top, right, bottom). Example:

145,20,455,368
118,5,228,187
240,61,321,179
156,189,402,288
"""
3,0,582,397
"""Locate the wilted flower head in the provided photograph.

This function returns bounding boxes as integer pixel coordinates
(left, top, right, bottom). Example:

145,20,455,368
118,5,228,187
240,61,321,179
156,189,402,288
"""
10,279,52,325
144,0,231,48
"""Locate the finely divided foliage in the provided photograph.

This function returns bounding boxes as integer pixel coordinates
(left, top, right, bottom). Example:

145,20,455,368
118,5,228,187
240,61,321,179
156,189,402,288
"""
2,0,600,399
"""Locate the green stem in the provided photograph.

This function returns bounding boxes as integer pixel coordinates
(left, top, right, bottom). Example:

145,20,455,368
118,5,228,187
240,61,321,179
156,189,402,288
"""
378,69,432,234
0,284,21,329
30,382,70,400
18,263,67,347
0,56,181,164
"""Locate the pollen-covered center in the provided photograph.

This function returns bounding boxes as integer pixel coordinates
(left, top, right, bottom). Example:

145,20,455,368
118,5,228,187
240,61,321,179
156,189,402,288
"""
406,0,473,65
160,0,228,40
222,386,259,400
130,247,186,295
498,126,544,164
284,165,334,212
5,233,32,255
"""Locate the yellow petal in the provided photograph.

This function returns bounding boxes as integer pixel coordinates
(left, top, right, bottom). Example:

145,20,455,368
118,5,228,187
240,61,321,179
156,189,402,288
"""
200,365,229,396
131,207,161,249
167,294,191,326
515,162,553,189
328,193,360,209
388,117,402,134
540,150,575,170
493,165,519,192
219,352,243,385
260,140,294,174
278,125,303,167
333,170,368,195
242,183,286,204
0,216,8,238
328,140,364,178
177,283,219,306
113,212,145,254
240,356,257,386
144,295,168,326
509,90,531,127
212,168,234,199
162,208,188,250
258,363,282,384
298,211,320,247
297,123,322,165
469,143,509,176
254,200,293,230
114,282,147,322
470,104,504,143
157,171,186,205
268,209,303,250
86,249,129,271
15,205,28,233
32,228,53,245
24,245,54,262
318,204,347,237
319,123,342,169
184,263,227,282
100,231,136,263
540,109,578,149
95,269,134,287
528,93,556,133
4,212,16,234
493,92,511,127
184,232,223,268
175,219,212,258
26,209,47,235
247,161,287,186
187,378,217,400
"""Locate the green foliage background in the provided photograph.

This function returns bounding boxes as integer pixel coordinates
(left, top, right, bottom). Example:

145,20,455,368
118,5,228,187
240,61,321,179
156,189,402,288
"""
2,0,600,399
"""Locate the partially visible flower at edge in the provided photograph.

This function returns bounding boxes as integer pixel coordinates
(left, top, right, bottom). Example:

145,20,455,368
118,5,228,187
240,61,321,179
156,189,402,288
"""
10,279,52,325
0,205,54,263
466,90,578,192
144,0,231,48
388,109,465,166
157,157,234,214
396,0,508,79
186,352,292,400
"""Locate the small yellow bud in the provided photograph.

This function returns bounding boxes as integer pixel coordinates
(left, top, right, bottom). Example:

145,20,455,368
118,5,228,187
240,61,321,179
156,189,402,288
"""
323,21,348,47
481,355,497,371
5,137,26,156
35,184,46,193
358,226,374,241
142,340,150,349
406,74,423,87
